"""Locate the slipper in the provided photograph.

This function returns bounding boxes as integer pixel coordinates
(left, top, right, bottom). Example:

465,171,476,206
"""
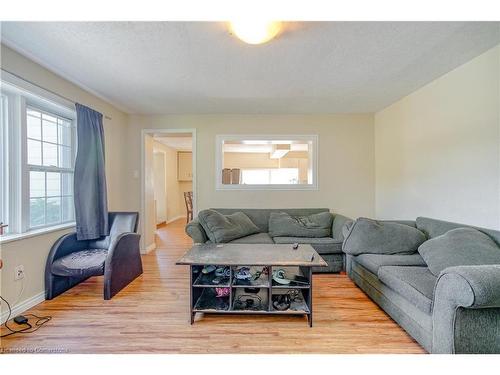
272,269,291,285
201,265,216,274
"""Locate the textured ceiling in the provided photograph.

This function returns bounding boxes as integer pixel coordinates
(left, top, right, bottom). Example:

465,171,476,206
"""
1,22,499,114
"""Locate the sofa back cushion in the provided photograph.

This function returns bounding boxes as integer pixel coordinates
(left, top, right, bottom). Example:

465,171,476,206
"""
197,209,259,243
416,217,500,246
268,211,333,238
418,227,500,276
343,217,426,255
211,208,329,233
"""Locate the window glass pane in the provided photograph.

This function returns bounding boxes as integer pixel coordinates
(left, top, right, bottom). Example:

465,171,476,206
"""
62,173,73,196
46,197,61,224
46,172,61,197
59,145,72,168
42,119,58,143
30,171,45,198
43,142,58,167
27,139,42,165
42,113,58,123
27,115,42,140
27,108,41,118
241,169,270,184
58,120,72,146
269,168,299,184
62,196,74,222
30,198,45,227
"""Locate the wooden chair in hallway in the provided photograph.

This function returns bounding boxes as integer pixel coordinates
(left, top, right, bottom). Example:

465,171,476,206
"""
184,191,193,223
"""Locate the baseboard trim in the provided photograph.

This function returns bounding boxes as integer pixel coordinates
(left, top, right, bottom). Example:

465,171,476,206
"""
166,215,186,224
1,291,46,324
142,242,157,254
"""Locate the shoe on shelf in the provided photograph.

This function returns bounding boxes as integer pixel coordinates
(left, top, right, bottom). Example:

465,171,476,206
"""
201,265,217,274
272,269,291,285
235,267,252,280
272,294,291,311
215,266,230,277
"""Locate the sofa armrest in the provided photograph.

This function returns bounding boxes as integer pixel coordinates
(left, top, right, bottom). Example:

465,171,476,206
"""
104,232,142,299
432,265,500,353
331,214,352,240
185,218,208,243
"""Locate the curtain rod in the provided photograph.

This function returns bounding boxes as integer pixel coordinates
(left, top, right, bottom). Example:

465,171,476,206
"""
1,68,112,120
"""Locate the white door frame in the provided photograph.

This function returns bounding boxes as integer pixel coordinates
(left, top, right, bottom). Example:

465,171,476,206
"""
140,128,197,253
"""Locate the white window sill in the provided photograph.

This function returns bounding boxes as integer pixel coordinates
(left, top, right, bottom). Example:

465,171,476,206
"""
0,222,76,244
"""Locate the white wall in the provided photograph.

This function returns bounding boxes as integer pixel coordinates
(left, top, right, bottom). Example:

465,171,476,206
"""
375,45,500,228
127,114,376,227
0,44,130,318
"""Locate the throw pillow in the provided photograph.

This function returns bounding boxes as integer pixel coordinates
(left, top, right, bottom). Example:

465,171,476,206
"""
197,209,260,243
342,217,426,255
418,227,500,276
268,212,333,238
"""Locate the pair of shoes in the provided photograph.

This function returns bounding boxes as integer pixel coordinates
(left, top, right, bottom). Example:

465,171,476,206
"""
272,293,291,311
235,267,252,280
272,290,303,311
233,294,262,311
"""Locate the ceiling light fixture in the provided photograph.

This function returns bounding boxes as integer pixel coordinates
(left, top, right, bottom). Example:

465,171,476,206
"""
229,20,282,45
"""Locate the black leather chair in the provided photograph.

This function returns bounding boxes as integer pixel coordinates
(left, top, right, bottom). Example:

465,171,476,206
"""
45,212,143,300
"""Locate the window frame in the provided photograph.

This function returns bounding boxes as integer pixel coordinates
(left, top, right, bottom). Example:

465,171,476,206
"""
0,72,77,237
215,134,319,191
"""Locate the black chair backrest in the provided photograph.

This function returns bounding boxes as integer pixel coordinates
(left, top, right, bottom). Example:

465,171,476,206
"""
89,212,139,249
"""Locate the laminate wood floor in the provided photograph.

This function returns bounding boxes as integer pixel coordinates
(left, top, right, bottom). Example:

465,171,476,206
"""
1,219,425,353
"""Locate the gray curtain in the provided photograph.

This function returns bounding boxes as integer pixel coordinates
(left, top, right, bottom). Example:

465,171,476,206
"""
74,103,109,240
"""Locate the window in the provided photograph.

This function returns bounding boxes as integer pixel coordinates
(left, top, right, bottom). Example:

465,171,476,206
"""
216,135,318,190
0,75,77,238
26,108,75,229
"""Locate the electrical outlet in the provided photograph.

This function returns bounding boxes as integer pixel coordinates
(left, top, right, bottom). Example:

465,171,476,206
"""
15,265,24,280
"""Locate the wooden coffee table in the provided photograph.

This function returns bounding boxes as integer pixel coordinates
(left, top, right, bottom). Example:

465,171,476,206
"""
176,243,327,326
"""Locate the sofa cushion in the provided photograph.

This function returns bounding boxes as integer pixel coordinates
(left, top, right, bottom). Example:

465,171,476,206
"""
197,209,260,243
355,253,427,274
272,236,343,254
212,208,329,233
343,217,426,255
268,211,333,238
230,232,274,244
378,266,437,314
418,227,500,276
51,249,108,278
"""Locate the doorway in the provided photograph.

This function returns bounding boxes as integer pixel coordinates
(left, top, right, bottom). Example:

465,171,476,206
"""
141,129,196,253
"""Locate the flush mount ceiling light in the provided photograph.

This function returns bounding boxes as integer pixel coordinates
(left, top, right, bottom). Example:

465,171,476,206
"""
229,20,282,44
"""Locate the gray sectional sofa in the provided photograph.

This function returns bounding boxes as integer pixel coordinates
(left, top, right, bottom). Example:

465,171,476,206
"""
185,208,351,273
345,216,500,354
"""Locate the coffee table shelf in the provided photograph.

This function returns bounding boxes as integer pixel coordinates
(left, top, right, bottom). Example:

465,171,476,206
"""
177,243,327,326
